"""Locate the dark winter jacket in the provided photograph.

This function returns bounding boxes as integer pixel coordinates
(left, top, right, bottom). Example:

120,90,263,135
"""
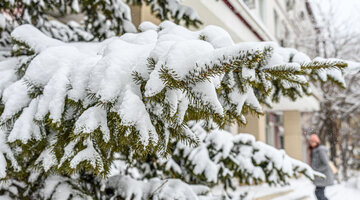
311,145,334,187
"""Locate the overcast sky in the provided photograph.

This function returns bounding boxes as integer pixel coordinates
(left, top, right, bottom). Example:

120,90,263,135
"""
333,0,360,19
309,0,360,32
313,0,360,20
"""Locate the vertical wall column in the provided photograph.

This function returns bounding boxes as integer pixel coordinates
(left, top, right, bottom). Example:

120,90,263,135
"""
130,5,161,28
130,5,142,28
283,111,303,161
238,114,266,143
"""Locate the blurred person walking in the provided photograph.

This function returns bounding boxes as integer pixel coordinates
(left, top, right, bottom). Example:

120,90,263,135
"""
309,134,334,200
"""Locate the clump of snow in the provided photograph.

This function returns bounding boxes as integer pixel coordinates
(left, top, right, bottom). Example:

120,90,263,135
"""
74,106,110,142
106,175,209,200
1,80,31,121
11,24,64,53
0,14,6,29
0,129,20,179
40,175,90,200
0,58,19,97
35,139,58,172
8,99,41,143
139,21,158,32
70,139,104,172
312,57,347,87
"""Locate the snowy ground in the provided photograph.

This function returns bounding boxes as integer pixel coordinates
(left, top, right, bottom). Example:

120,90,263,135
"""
235,174,360,200
273,177,360,200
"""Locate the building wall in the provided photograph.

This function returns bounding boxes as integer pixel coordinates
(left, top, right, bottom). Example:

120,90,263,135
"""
238,114,266,143
182,0,263,42
130,5,162,27
244,0,315,47
134,0,315,45
283,111,304,161
136,0,317,161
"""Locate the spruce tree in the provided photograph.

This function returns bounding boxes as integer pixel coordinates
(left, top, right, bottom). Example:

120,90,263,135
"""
0,0,352,198
0,19,348,199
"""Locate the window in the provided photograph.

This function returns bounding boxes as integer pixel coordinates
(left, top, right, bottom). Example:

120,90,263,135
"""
258,0,266,23
243,0,256,9
299,11,305,20
286,0,295,11
284,25,290,39
279,135,284,149
266,112,284,149
266,114,275,146
280,24,290,47
274,10,281,39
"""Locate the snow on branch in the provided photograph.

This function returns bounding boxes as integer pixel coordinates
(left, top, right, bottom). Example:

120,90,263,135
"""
132,121,324,189
0,129,19,179
106,175,209,200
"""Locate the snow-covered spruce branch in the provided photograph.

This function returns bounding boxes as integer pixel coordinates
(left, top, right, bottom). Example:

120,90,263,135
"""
0,21,347,178
129,121,324,189
10,122,322,199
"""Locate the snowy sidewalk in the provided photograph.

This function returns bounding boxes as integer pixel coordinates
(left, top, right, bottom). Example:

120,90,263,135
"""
212,175,360,200
247,176,360,200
